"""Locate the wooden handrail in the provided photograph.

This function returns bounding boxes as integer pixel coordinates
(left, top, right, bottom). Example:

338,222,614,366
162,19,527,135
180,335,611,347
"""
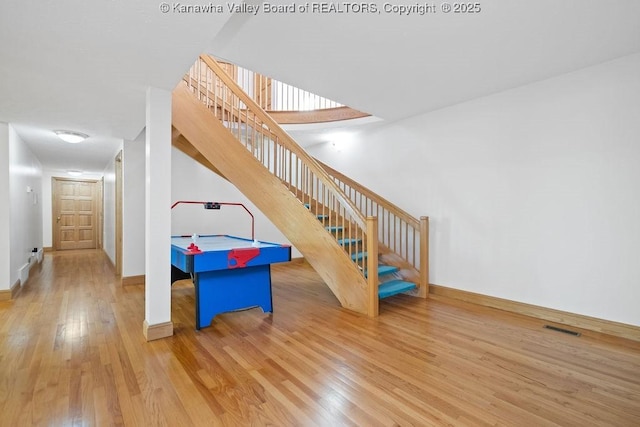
316,159,420,229
197,55,367,230
316,159,427,289
182,55,379,289
173,82,373,315
180,54,428,307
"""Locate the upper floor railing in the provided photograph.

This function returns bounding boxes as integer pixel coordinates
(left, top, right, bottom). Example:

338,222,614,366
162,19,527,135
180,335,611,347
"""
216,60,370,124
217,60,341,111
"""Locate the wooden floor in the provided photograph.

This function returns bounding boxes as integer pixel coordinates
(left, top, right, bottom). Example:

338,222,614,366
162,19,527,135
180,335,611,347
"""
1,250,639,426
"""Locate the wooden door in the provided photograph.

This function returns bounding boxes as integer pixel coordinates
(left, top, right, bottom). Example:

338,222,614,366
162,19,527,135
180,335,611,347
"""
53,178,98,250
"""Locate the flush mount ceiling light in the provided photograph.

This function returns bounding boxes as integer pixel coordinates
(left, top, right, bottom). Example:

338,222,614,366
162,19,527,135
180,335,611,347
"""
54,130,89,144
67,170,83,176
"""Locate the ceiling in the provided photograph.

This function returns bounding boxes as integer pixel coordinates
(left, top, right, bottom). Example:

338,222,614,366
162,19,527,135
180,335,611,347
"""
0,0,229,174
1,0,639,174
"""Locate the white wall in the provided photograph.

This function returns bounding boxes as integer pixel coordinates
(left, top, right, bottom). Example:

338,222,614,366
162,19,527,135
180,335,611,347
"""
8,125,43,286
122,130,146,277
0,123,10,290
102,148,121,265
308,53,640,326
171,147,300,257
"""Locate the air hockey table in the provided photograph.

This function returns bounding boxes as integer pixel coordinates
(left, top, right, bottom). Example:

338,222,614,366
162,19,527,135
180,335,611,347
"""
171,234,291,329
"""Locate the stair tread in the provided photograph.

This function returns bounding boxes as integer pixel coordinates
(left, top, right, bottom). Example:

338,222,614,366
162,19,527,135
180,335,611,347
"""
337,238,362,246
351,251,367,261
379,280,417,299
377,265,399,276
303,203,329,220
364,264,399,278
325,226,343,232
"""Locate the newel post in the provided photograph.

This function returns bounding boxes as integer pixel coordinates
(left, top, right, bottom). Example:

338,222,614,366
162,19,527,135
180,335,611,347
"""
366,216,379,317
420,216,430,298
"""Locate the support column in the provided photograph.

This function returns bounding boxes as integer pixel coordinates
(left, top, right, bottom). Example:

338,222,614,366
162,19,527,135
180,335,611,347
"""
143,87,173,340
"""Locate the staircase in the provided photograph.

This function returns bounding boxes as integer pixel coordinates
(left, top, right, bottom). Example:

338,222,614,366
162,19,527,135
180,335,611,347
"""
172,55,429,317
303,203,419,299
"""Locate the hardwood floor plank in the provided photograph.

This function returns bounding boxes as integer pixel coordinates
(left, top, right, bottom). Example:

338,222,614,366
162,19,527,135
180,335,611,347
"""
249,368,319,426
164,355,223,426
281,379,353,426
1,250,639,426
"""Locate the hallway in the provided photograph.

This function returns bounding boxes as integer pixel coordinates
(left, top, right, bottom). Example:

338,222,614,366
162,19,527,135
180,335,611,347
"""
1,250,639,426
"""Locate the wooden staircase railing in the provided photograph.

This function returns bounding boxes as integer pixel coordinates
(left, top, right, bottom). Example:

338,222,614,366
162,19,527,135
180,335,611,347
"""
316,160,430,296
214,60,370,124
218,60,342,111
181,55,382,316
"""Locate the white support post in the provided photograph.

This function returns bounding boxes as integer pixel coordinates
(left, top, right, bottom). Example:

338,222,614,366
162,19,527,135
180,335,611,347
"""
143,87,173,341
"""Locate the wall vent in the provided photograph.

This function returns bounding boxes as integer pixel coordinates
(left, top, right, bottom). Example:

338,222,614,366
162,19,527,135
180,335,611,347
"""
18,263,29,286
544,325,581,336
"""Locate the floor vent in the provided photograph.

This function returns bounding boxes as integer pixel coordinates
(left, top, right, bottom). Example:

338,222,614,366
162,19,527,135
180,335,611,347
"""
544,325,581,336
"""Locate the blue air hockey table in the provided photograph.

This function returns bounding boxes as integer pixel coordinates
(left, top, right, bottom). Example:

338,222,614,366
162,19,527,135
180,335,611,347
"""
171,234,291,329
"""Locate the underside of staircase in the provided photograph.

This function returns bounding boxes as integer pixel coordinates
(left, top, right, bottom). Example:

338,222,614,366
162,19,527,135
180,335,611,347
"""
171,55,428,317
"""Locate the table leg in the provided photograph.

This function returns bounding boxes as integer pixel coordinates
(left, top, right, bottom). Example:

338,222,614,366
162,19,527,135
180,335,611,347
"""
194,264,273,329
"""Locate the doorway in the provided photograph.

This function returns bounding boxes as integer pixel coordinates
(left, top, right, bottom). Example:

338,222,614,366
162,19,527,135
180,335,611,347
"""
52,178,100,250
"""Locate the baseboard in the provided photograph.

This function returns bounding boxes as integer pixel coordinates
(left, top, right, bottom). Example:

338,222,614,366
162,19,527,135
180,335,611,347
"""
12,278,21,298
287,257,307,265
0,280,21,301
103,250,116,273
44,247,54,252
143,320,174,341
21,258,42,287
122,275,145,286
429,284,640,342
